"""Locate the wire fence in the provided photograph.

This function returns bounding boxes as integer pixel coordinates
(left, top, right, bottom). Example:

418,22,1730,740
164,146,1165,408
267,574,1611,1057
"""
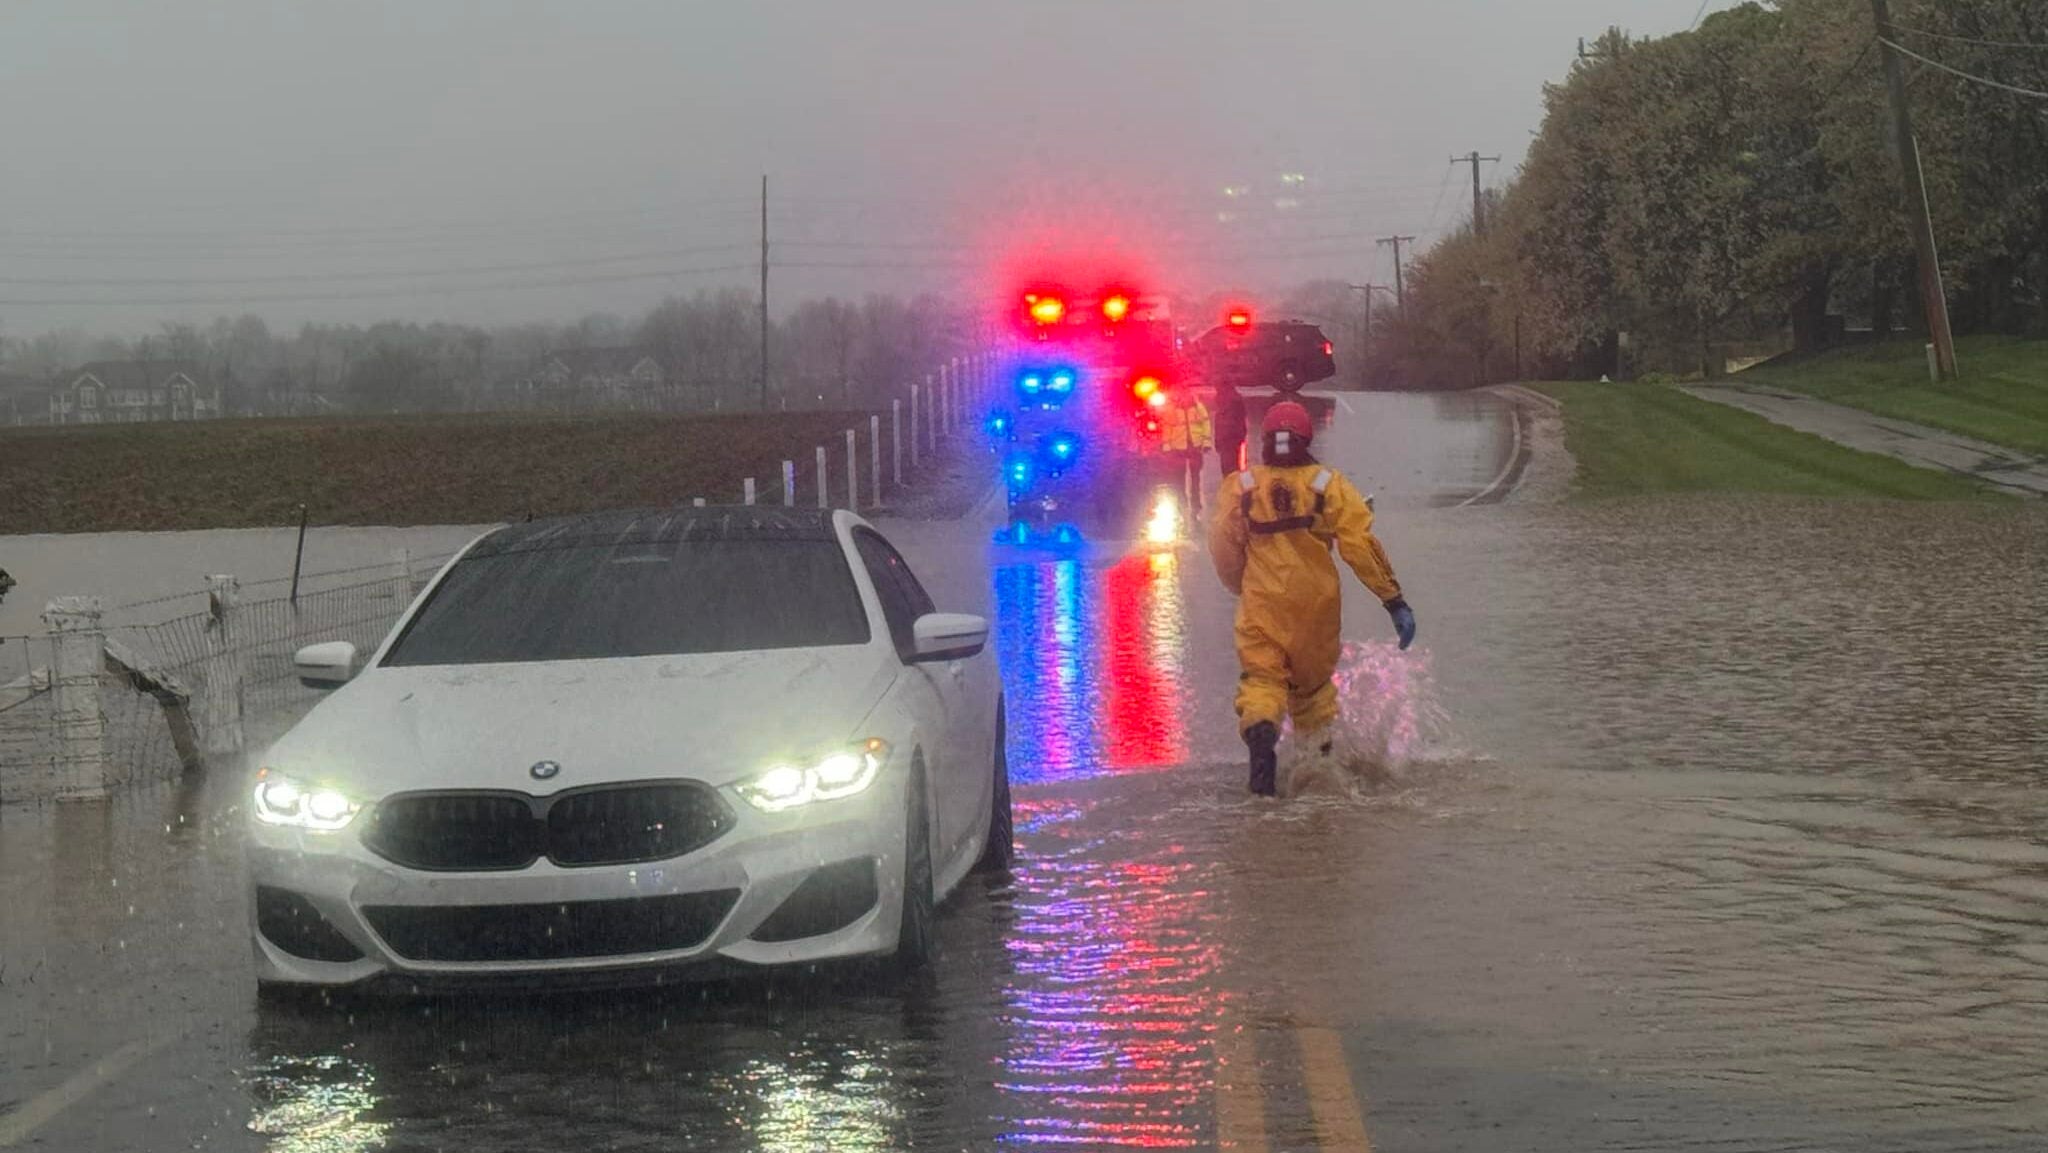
0,635,58,802
2,556,447,801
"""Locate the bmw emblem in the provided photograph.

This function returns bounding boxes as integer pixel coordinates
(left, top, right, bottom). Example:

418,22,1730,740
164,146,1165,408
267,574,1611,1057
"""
529,759,561,781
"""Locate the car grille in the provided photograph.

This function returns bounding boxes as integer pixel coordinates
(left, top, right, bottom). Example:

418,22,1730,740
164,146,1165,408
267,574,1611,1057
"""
362,782,732,872
255,886,365,963
362,890,740,962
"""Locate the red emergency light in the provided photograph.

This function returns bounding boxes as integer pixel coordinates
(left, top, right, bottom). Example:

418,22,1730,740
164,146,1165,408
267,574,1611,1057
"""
1131,375,1161,401
1225,307,1253,329
1101,294,1132,322
1024,293,1066,325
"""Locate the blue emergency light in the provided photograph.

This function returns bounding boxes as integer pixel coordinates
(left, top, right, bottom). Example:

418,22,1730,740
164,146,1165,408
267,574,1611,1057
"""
1048,369,1076,393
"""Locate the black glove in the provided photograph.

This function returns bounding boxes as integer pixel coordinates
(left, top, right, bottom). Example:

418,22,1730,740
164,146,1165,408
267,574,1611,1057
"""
1385,597,1416,650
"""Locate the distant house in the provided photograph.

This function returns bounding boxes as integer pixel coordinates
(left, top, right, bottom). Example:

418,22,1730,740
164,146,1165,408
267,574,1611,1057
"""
503,347,667,410
49,361,222,424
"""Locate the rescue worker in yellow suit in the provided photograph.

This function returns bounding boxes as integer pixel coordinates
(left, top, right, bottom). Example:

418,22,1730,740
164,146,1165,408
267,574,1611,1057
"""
1157,387,1213,511
1208,400,1417,796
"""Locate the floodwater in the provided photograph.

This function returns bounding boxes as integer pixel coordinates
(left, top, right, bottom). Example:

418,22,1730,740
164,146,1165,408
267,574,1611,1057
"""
0,524,492,636
3,391,2046,1150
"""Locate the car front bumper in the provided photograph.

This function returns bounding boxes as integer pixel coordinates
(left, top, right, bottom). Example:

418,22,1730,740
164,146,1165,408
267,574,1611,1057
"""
246,774,910,989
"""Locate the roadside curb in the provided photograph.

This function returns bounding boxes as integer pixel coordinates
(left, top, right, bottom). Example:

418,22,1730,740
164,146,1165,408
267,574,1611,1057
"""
1489,382,1562,412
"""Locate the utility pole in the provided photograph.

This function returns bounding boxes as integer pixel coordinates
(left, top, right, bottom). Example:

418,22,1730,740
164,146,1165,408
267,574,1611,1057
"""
1870,0,1957,381
1376,236,1415,320
1450,152,1500,235
759,174,771,410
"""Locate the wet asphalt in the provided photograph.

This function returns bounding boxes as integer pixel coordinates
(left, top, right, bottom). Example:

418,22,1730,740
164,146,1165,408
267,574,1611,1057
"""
5,388,2047,1151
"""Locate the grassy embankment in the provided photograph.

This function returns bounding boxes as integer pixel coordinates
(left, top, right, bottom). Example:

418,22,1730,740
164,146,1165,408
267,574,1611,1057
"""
0,410,912,534
1734,335,2048,456
1531,382,1996,500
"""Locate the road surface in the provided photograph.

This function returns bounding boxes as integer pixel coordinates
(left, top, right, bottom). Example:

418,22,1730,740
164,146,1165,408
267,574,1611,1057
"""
5,388,2046,1151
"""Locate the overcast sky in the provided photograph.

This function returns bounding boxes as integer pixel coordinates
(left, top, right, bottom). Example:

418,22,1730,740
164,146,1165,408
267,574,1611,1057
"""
0,1,1723,335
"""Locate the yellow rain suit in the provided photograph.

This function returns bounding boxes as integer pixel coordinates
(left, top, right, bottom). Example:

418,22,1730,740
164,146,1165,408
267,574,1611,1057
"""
1158,395,1213,452
1209,462,1402,735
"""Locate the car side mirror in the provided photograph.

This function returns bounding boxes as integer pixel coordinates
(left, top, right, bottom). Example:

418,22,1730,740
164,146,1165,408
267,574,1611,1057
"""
910,613,987,663
294,641,358,688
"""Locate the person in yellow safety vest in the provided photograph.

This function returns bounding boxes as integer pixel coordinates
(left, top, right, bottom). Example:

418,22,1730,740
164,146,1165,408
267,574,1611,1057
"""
1157,388,1213,510
1207,400,1417,796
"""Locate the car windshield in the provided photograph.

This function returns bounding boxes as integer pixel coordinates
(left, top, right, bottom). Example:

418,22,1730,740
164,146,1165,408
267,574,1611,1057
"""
381,535,869,665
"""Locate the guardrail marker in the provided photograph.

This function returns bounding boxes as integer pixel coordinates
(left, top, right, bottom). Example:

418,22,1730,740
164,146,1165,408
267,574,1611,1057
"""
816,446,829,509
782,460,795,506
870,415,882,507
743,477,756,506
844,430,858,510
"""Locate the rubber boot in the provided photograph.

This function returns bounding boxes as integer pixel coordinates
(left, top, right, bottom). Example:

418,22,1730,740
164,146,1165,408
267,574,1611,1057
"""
1244,721,1279,797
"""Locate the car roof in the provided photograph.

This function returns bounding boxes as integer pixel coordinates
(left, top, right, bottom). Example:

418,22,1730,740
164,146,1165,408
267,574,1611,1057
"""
470,506,845,557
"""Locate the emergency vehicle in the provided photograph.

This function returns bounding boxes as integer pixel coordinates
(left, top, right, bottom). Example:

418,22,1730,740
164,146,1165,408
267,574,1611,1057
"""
986,285,1185,533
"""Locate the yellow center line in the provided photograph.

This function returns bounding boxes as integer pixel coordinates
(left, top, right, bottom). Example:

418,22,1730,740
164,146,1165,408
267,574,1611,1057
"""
1213,1019,1269,1153
0,1033,177,1148
1297,1026,1373,1152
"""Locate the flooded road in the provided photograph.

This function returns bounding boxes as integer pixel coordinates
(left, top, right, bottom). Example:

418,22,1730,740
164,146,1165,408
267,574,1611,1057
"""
4,390,2046,1150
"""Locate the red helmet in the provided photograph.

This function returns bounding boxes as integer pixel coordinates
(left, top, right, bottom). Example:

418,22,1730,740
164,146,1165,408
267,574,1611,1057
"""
1264,400,1314,444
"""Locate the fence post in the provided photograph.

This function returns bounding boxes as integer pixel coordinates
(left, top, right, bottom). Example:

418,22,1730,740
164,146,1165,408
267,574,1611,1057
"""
816,446,829,510
42,597,107,801
950,356,962,431
870,415,882,507
891,399,903,487
909,384,921,469
782,460,795,506
200,574,245,757
939,363,951,437
844,429,858,511
288,503,308,607
925,374,938,454
743,477,756,506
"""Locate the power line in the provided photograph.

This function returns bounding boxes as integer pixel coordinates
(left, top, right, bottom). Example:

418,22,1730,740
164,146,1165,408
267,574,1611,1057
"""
1689,0,1713,31
0,202,760,243
0,244,757,288
1893,25,2048,51
0,263,757,308
1878,36,2048,100
1421,161,1458,237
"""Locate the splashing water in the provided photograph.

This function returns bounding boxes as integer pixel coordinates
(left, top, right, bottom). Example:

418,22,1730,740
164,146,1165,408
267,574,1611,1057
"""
1284,640,1458,797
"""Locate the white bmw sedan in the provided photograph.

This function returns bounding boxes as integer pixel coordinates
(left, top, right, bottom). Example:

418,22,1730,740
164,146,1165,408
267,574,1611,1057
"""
247,507,1009,991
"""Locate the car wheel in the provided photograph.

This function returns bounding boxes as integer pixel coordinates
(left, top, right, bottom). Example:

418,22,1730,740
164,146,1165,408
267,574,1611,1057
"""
892,760,937,973
1275,363,1305,393
974,703,1014,874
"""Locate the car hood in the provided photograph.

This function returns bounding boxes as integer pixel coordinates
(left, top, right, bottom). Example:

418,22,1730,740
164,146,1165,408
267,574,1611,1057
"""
264,646,897,797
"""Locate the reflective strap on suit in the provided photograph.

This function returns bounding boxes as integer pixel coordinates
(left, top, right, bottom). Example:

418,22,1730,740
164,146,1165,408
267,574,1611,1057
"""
1240,468,1333,535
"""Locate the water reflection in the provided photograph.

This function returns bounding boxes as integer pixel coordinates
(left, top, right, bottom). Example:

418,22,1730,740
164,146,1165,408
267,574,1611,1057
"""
997,794,1220,1148
245,1054,390,1153
994,545,1191,782
244,988,930,1152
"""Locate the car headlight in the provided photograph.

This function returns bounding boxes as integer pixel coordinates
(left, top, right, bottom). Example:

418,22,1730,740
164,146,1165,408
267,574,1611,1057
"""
737,739,890,812
253,769,363,831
